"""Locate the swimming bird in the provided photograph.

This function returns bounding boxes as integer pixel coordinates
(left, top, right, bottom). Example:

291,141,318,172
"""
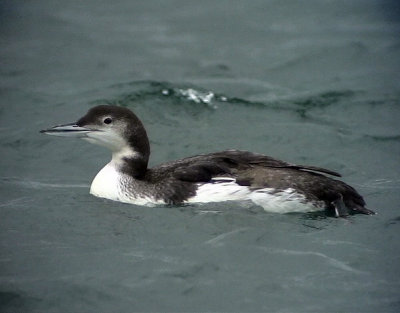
40,105,374,217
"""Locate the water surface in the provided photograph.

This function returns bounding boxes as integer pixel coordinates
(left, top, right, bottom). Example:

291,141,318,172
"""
1,0,400,312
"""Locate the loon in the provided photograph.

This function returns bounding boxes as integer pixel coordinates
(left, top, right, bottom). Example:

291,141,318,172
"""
40,105,374,217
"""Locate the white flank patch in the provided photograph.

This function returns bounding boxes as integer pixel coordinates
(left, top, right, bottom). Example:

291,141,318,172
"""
250,188,323,213
186,178,251,203
188,179,323,213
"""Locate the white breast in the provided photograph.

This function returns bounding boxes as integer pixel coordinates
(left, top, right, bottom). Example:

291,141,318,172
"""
90,163,121,201
90,163,165,206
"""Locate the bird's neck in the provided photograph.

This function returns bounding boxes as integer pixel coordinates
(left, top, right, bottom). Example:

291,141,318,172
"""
111,147,149,179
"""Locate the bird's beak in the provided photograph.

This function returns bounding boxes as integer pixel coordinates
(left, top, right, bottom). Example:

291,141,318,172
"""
40,123,98,138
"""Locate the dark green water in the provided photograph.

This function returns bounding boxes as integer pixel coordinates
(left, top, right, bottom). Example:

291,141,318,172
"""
1,0,400,312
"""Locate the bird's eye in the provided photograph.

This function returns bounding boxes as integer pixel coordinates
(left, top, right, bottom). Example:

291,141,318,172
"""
103,117,112,124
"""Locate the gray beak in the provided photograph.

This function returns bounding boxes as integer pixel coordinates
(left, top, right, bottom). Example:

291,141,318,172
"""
40,123,96,138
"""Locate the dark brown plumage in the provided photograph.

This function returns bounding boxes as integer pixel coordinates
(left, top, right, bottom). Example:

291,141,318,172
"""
41,105,375,217
140,149,373,216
